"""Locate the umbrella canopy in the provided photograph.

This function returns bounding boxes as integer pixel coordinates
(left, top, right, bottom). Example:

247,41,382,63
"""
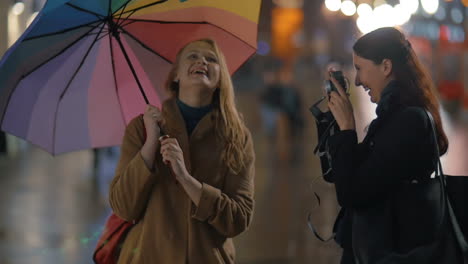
0,0,261,155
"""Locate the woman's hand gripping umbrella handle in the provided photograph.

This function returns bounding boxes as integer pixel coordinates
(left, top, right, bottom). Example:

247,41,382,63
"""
158,133,176,178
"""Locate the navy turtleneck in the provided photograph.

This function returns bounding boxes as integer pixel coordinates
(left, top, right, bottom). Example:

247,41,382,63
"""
176,98,213,136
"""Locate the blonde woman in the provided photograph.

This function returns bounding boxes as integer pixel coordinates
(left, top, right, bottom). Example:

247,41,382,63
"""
109,39,255,263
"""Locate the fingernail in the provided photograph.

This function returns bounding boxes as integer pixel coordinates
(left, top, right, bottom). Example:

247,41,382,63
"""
159,135,170,141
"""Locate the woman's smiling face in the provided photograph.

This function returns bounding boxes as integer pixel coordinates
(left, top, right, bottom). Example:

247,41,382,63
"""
353,52,392,104
175,41,221,93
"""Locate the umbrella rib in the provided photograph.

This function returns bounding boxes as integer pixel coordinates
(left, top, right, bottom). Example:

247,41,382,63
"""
113,0,134,16
117,10,137,28
23,20,102,41
0,23,102,128
52,23,107,153
119,20,137,28
58,23,107,100
108,31,127,130
114,2,132,28
114,34,149,104
123,19,257,50
120,28,171,63
66,3,107,20
122,18,207,25
22,23,103,81
108,0,112,17
118,0,169,16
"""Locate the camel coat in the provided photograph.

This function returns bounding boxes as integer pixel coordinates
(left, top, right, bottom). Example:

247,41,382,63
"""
109,98,255,264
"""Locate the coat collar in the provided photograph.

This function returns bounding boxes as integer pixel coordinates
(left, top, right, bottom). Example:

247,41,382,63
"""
365,80,403,141
161,97,215,139
375,79,401,118
160,97,216,173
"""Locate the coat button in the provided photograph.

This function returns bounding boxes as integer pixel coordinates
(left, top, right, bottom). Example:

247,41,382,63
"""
369,141,374,147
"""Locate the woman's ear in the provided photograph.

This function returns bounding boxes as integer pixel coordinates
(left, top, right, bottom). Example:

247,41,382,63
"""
382,59,393,77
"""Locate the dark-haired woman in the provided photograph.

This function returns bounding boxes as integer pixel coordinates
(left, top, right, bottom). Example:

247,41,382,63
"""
318,27,462,263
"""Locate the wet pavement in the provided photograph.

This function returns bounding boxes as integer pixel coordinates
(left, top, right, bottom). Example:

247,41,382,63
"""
1,77,467,264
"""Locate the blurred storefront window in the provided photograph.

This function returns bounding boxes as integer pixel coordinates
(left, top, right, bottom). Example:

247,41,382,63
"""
271,7,304,61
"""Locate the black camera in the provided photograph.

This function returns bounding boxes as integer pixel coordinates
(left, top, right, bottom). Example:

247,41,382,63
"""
325,71,347,94
309,70,348,121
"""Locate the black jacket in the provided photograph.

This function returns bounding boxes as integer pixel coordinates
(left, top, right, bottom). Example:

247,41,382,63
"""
316,80,437,256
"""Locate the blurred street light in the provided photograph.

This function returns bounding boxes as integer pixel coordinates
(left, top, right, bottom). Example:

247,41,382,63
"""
400,0,419,15
373,4,396,27
421,0,439,14
357,3,373,17
341,0,357,16
357,14,374,33
257,41,271,56
12,1,25,16
325,0,342,12
450,8,463,24
393,4,412,25
434,6,446,20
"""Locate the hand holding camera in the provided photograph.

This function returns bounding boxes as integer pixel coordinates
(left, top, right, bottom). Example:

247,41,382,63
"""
325,71,348,95
326,71,355,131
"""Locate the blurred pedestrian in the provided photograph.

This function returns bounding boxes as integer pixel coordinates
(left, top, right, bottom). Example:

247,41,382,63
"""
109,39,255,264
260,66,303,162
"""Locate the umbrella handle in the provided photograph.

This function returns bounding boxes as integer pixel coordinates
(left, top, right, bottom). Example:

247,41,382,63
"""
159,134,178,183
157,121,167,137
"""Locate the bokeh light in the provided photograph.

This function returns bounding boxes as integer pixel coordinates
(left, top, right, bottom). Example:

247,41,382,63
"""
325,0,342,12
341,0,357,16
450,8,463,24
12,2,25,16
356,14,374,34
373,4,395,28
393,4,412,25
357,3,373,17
257,41,271,56
400,0,419,15
434,6,446,21
421,0,439,15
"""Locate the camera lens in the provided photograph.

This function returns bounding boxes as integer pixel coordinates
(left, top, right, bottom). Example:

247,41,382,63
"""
324,80,333,94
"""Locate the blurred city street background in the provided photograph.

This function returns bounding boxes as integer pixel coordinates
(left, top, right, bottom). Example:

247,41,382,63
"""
1,0,468,263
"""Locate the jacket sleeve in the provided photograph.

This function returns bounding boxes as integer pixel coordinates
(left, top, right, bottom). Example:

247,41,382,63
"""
191,131,255,238
329,107,430,209
109,116,158,221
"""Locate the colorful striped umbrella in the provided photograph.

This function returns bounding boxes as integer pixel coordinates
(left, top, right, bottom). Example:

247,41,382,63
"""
0,0,261,155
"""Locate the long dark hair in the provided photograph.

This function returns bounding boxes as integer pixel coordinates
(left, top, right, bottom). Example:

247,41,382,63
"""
353,27,448,155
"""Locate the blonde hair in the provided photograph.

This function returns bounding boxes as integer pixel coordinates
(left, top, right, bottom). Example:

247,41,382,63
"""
165,39,248,174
